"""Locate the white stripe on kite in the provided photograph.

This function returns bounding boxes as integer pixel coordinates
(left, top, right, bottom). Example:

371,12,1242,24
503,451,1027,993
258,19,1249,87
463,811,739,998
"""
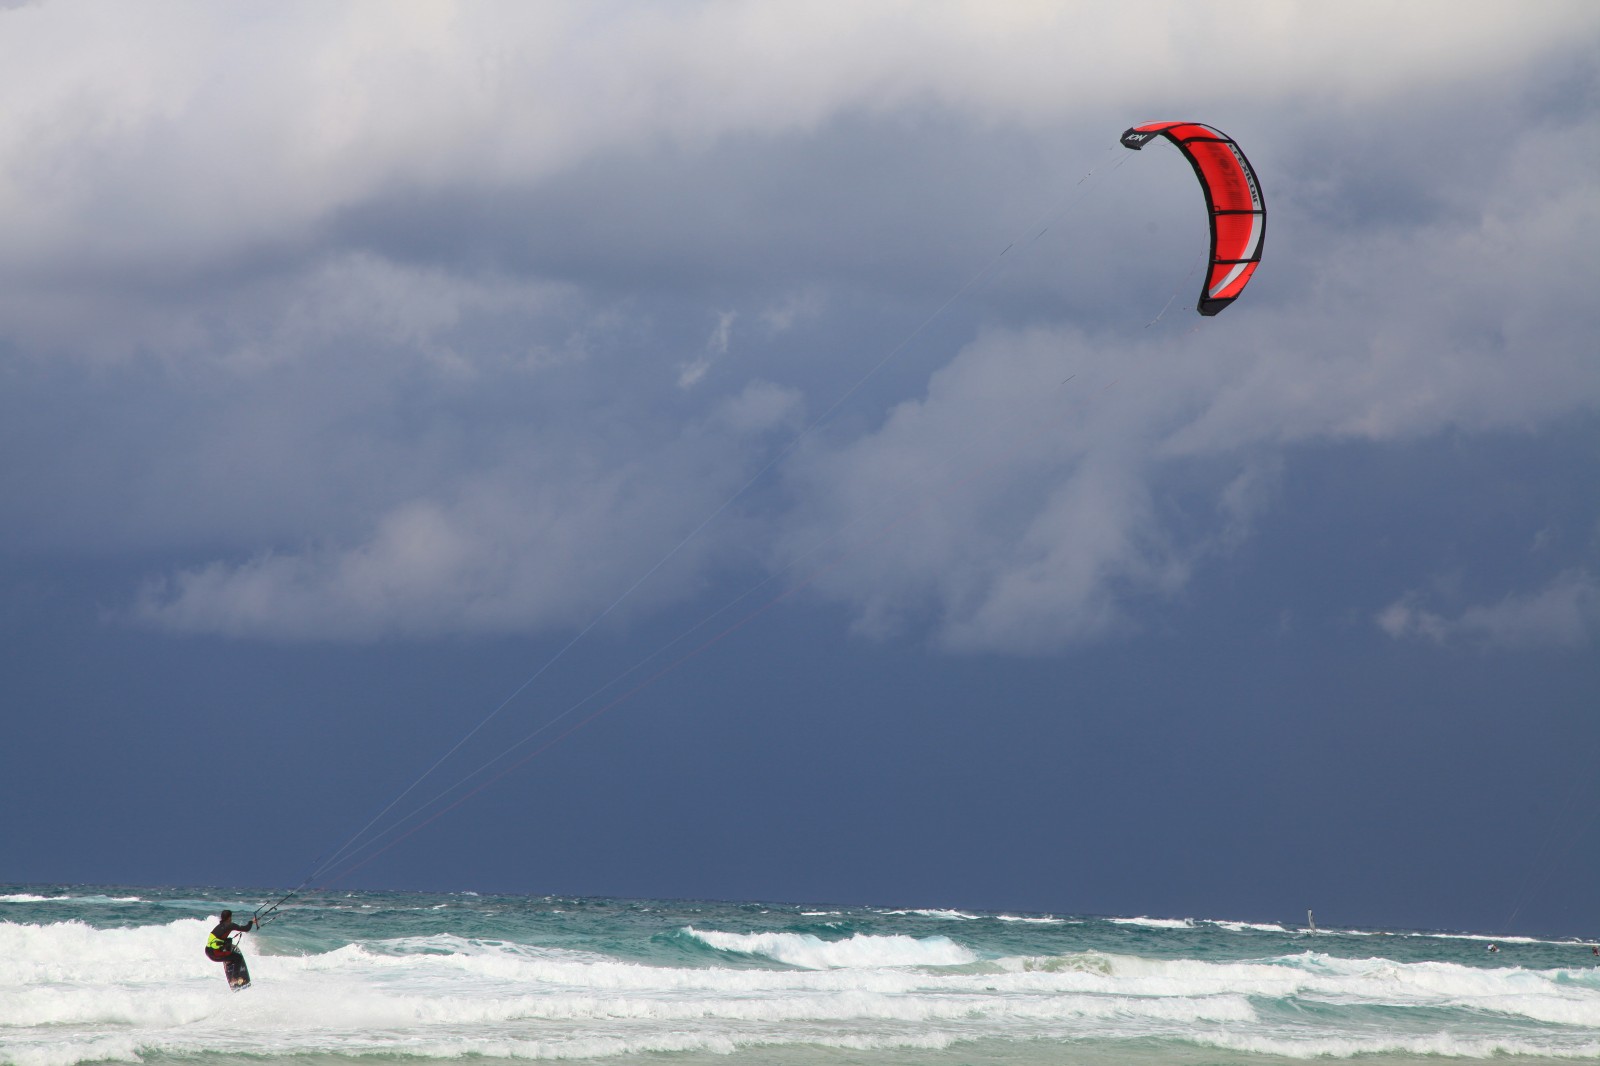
1209,213,1263,298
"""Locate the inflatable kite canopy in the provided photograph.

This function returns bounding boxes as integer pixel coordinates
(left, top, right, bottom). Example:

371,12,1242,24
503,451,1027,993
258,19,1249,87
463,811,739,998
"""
1121,122,1265,316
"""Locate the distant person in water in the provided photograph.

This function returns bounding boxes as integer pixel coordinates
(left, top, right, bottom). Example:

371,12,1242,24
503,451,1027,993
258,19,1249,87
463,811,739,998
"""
1487,943,1499,953
205,909,256,964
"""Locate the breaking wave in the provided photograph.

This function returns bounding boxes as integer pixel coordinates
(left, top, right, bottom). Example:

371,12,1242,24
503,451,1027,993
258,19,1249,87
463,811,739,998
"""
680,927,978,968
7,894,1600,1066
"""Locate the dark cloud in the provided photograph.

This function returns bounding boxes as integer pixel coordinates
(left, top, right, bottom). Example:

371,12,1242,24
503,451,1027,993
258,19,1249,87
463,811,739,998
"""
0,5,1594,648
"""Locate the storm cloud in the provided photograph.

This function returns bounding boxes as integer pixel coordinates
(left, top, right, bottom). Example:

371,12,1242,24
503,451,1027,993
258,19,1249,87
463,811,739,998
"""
3,0,1596,653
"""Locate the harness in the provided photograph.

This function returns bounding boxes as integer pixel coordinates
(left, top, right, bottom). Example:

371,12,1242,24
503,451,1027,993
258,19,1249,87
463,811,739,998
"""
205,928,242,959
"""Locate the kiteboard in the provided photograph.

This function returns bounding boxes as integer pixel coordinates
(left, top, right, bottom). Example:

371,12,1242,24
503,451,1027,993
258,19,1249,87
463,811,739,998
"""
224,954,251,991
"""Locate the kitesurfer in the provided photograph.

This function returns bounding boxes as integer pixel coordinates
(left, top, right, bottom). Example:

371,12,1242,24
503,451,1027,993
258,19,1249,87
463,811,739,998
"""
205,909,255,964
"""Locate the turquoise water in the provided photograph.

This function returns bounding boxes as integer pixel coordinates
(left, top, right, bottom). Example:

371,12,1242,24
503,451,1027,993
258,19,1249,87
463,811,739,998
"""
4,884,1599,1065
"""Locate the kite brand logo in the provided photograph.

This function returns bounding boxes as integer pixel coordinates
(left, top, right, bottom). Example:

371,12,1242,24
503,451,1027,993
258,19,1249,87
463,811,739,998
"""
1229,143,1263,208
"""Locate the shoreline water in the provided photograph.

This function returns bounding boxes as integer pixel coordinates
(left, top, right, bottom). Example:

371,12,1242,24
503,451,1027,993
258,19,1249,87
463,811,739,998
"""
5,883,1599,1066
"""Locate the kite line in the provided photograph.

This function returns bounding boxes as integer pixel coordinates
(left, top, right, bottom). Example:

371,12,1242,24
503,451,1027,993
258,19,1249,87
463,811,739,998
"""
262,144,1139,909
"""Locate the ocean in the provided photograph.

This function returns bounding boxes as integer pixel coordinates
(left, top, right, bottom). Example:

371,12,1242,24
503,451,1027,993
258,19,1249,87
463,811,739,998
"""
4,884,1598,1066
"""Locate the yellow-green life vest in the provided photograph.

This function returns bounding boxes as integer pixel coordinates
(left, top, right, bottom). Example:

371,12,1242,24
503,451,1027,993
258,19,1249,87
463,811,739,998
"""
207,932,226,950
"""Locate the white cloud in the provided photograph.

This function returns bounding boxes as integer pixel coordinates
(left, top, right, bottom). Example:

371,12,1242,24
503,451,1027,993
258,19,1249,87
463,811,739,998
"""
131,375,806,639
759,290,824,335
1377,571,1598,650
771,326,1201,650
2,2,1596,649
1,2,1591,291
710,381,804,437
678,311,737,389
762,92,1600,650
0,248,585,372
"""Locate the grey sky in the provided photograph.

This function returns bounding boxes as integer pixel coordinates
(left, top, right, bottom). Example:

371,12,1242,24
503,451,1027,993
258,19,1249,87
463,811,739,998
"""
3,1,1597,930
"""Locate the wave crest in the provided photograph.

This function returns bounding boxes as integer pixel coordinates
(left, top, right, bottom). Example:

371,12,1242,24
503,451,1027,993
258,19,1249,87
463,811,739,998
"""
680,927,978,969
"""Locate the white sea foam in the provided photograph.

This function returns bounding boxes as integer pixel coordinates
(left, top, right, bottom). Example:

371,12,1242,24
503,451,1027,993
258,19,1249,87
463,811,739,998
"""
1191,1029,1600,1060
682,927,978,969
6,916,1600,1066
1408,930,1572,947
0,895,143,905
1106,916,1195,929
883,909,1064,924
1209,919,1290,933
